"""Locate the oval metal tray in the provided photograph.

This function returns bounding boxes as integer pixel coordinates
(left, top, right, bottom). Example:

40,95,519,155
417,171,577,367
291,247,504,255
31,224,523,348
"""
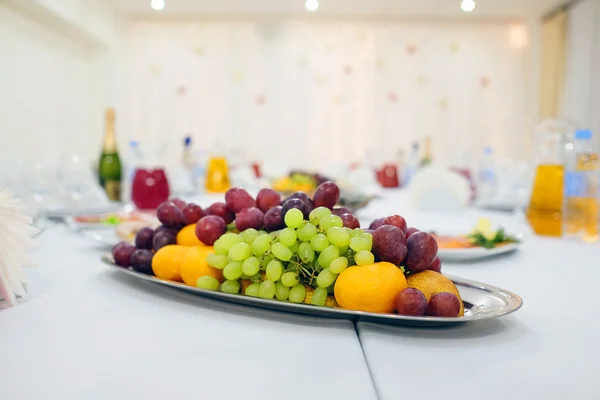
101,255,522,327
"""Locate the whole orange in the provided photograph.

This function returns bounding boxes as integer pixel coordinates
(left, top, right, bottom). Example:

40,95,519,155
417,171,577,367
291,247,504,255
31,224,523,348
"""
334,262,407,313
406,270,464,316
176,224,206,246
152,245,189,282
180,245,223,286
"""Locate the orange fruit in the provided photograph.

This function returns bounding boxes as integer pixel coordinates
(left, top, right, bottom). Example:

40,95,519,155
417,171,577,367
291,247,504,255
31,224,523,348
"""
152,245,189,282
406,270,464,316
334,262,407,313
180,245,223,286
176,224,205,246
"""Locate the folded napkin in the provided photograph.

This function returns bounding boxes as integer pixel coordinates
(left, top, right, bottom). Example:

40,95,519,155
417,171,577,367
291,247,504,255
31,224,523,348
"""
0,189,39,307
408,165,471,212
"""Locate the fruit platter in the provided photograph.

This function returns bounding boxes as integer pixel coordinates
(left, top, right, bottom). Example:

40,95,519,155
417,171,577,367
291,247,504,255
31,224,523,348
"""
105,182,522,327
434,218,521,262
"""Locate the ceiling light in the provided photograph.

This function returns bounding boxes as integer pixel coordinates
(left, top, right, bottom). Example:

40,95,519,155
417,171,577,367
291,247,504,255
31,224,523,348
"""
461,0,475,12
151,0,165,11
305,0,319,12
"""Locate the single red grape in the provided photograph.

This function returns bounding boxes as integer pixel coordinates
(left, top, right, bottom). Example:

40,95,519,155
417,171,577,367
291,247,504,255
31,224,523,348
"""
312,181,340,209
130,249,154,275
225,188,256,213
383,215,407,233
405,232,438,273
405,227,419,238
112,242,136,267
156,201,183,228
427,292,461,317
181,203,205,225
153,230,177,251
256,188,281,213
428,256,442,273
369,218,385,230
134,227,154,250
263,205,285,231
281,198,306,216
170,197,187,210
206,202,235,224
340,213,360,229
395,288,427,316
372,225,408,265
195,215,226,245
332,207,352,217
235,207,264,231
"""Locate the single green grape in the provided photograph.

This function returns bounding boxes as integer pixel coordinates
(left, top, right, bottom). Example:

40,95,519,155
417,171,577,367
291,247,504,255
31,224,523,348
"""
330,257,349,274
250,273,262,282
240,273,250,280
355,250,375,266
310,233,329,252
327,227,350,248
319,215,343,230
259,280,276,299
298,242,315,263
309,207,331,225
221,279,240,294
311,287,328,306
219,233,243,251
318,245,340,268
242,256,261,276
241,228,259,244
316,268,337,288
245,282,261,297
223,261,243,280
211,254,229,270
360,232,373,246
281,271,299,287
289,284,307,303
288,242,299,255
350,237,371,252
213,239,228,255
338,246,349,255
258,230,267,235
266,260,283,282
351,228,365,238
251,234,272,257
206,253,216,267
284,208,304,229
196,276,219,291
297,222,318,242
261,254,274,270
229,242,252,261
343,227,354,237
279,228,298,247
271,243,292,261
275,282,290,301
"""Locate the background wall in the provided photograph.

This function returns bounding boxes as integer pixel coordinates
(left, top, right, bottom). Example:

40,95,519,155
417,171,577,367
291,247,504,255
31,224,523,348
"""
117,18,530,171
0,0,118,186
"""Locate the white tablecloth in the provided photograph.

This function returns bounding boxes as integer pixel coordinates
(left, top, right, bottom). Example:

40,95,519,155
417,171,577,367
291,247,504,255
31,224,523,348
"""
2,189,600,400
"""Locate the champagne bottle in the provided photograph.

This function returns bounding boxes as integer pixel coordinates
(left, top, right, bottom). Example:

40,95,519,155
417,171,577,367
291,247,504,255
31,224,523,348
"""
98,108,122,201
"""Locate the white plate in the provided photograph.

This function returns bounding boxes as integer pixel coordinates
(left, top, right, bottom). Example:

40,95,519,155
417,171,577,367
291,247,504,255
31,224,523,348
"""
437,243,520,262
39,204,121,219
79,228,124,248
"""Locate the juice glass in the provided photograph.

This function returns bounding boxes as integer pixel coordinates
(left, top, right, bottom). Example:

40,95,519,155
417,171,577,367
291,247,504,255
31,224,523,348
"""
131,168,170,210
205,156,230,193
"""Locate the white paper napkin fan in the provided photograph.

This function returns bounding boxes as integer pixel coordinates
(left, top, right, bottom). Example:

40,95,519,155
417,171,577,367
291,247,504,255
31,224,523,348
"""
0,189,39,307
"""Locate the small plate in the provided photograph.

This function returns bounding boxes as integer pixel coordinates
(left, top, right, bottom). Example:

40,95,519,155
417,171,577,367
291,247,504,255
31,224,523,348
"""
65,210,157,231
81,228,123,248
437,243,520,262
101,255,523,327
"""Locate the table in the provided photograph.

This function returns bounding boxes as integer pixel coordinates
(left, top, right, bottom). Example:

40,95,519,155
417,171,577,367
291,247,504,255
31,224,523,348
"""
356,191,600,400
0,226,378,400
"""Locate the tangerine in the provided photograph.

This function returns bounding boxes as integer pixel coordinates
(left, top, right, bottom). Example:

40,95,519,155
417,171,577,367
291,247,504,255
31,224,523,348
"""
334,262,407,313
151,245,189,282
176,224,206,246
180,245,223,286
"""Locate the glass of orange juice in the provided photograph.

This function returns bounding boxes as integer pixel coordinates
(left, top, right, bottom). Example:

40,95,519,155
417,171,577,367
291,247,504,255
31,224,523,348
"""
205,155,230,193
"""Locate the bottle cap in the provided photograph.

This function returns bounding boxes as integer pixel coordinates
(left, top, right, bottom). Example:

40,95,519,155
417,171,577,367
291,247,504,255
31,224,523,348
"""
128,140,138,148
483,146,493,153
184,136,192,146
575,129,592,140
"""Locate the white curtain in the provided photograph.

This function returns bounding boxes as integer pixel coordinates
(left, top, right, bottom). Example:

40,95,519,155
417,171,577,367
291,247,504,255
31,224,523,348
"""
118,19,529,171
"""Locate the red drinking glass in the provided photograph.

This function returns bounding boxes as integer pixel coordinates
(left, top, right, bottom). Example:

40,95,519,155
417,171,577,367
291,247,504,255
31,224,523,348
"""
131,168,170,210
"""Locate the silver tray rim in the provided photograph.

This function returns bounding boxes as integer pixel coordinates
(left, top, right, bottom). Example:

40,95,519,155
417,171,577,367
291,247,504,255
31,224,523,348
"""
101,254,523,327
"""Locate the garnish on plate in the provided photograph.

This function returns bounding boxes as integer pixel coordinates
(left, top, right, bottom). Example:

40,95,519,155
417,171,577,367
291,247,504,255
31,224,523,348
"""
466,218,520,249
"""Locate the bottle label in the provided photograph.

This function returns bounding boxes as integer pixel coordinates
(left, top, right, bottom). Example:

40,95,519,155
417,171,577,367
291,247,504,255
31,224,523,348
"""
565,171,596,198
104,181,122,201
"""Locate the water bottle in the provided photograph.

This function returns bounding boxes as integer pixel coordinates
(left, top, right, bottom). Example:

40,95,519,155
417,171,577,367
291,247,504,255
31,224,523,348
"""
478,146,497,201
564,129,599,242
403,142,420,187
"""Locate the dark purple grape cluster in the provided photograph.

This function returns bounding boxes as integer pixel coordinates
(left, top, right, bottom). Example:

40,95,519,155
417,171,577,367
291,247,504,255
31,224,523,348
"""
395,288,461,317
369,214,440,274
194,181,361,245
